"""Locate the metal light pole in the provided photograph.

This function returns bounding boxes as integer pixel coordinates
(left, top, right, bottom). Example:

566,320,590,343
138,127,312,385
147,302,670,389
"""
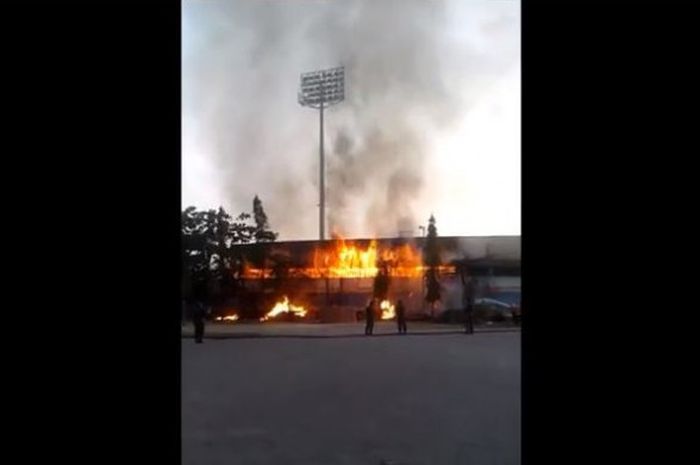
319,97,324,241
298,66,345,241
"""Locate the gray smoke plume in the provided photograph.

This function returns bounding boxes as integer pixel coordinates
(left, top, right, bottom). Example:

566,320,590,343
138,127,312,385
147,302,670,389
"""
182,0,519,239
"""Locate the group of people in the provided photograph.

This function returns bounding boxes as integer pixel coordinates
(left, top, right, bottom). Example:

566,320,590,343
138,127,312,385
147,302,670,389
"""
188,277,480,343
365,275,478,336
364,298,407,335
364,291,476,335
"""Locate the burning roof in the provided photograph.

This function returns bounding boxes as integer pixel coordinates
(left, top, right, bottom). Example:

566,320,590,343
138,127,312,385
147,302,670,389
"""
233,236,519,261
231,235,520,280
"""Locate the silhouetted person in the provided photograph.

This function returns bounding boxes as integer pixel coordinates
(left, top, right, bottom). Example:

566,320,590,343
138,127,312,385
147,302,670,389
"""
396,300,407,334
192,301,206,343
365,298,376,335
513,297,522,325
192,282,208,343
464,277,476,334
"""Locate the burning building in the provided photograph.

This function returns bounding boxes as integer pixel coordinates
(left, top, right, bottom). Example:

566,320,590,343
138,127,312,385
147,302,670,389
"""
227,235,520,323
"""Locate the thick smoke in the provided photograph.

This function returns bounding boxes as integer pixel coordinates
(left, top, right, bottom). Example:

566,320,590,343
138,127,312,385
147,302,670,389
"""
182,0,518,239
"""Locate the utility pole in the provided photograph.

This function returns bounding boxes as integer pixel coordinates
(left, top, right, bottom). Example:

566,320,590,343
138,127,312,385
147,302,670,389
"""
419,225,426,312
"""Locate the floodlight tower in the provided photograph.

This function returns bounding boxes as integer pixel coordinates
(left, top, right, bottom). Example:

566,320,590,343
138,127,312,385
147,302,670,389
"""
298,66,345,241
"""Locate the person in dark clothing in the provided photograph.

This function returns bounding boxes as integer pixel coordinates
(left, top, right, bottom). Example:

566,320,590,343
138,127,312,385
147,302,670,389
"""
190,281,210,344
365,298,376,335
512,297,522,325
192,301,207,343
396,299,407,334
192,281,209,343
464,277,476,334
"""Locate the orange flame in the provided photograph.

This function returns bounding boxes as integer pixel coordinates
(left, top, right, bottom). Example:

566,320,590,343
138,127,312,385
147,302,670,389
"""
260,296,307,322
380,300,395,320
215,314,239,323
313,239,428,279
242,237,455,279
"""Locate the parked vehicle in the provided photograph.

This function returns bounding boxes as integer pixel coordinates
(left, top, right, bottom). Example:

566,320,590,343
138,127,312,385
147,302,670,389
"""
438,297,519,324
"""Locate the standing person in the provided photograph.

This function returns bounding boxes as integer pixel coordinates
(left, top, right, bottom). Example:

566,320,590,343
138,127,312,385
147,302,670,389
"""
193,304,205,342
513,296,522,325
464,277,476,334
396,299,407,334
192,300,206,343
365,298,376,336
192,281,208,343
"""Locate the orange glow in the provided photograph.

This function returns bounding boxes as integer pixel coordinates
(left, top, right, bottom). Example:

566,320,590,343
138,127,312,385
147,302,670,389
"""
241,237,455,279
319,239,427,278
260,296,307,322
242,260,273,279
215,314,239,323
380,300,395,320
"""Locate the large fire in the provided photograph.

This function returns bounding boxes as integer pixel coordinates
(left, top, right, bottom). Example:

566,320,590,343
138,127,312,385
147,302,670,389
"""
380,300,395,320
260,296,307,322
242,238,454,279
317,239,424,278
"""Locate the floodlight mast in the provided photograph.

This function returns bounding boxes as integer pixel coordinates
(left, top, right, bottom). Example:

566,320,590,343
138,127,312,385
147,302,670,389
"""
298,66,345,241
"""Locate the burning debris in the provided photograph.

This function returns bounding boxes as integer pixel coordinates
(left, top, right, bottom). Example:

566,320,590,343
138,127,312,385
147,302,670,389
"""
215,314,240,323
380,300,395,320
260,296,307,322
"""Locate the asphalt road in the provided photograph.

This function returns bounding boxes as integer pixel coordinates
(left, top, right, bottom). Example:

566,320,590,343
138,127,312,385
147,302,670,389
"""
182,326,520,465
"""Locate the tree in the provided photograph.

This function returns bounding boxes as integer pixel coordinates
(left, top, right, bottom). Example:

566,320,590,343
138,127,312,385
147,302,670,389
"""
253,195,278,243
182,206,210,303
423,214,441,319
230,211,256,244
211,207,234,303
181,205,263,305
249,196,278,291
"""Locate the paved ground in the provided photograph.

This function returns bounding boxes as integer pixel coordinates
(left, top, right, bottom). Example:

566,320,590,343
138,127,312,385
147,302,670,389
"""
182,324,520,465
182,321,518,338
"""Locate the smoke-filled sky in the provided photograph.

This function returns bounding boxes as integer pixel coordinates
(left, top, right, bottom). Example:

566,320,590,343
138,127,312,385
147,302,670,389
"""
182,0,520,240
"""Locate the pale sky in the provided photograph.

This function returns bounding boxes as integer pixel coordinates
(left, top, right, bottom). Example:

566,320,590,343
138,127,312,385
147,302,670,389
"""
182,0,520,240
